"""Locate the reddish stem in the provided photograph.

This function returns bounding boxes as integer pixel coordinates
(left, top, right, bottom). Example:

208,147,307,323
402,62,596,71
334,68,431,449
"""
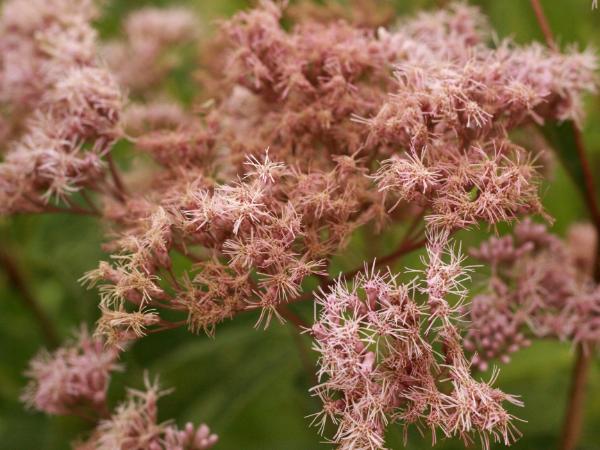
529,0,558,50
0,249,60,348
80,190,101,215
561,347,593,450
278,304,309,329
287,324,318,385
529,2,599,449
343,236,427,280
572,129,600,239
105,153,128,200
44,205,100,216
147,320,188,334
25,195,100,217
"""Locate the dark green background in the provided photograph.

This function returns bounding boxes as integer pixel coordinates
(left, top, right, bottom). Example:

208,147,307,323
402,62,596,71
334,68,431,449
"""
1,1,599,448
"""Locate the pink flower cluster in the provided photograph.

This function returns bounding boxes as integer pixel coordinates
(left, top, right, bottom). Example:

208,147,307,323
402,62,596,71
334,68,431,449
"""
2,0,598,448
103,7,198,94
22,328,119,416
23,329,217,450
71,0,595,347
311,239,522,450
0,0,98,120
367,14,596,229
464,220,600,370
78,375,218,450
0,0,122,213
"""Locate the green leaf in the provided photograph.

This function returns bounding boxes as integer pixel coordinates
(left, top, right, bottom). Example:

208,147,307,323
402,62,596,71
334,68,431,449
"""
540,121,587,197
145,322,320,450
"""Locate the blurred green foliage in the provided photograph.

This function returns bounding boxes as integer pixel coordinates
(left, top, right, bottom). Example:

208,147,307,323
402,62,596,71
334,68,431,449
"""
1,1,599,449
